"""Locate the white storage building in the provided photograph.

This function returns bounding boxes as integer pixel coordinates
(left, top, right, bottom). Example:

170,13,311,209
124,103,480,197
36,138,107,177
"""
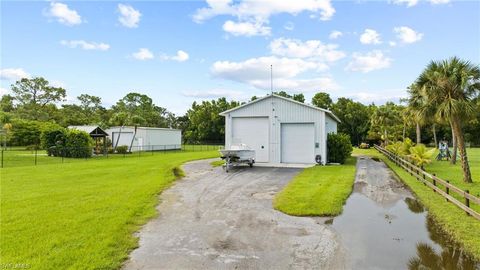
220,94,340,165
105,126,182,151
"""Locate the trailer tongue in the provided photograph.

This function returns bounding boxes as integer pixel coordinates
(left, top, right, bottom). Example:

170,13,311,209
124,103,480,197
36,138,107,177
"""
219,144,255,172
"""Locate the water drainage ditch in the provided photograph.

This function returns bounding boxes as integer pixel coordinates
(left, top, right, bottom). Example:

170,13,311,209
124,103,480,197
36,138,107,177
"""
326,156,479,269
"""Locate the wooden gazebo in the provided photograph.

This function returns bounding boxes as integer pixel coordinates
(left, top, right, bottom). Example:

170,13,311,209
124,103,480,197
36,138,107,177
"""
68,126,109,155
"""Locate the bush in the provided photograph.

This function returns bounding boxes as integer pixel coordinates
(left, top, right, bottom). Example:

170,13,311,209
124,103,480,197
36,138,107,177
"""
41,127,67,156
116,145,129,154
64,129,94,158
359,142,370,149
327,133,353,164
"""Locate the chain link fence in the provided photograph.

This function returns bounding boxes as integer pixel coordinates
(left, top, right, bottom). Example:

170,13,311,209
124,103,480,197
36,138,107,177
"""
1,143,224,168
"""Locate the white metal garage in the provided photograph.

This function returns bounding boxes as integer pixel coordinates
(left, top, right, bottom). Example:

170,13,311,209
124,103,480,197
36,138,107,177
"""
220,94,340,165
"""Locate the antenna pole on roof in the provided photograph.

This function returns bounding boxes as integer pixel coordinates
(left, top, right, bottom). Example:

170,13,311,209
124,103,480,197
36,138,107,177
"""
270,64,273,96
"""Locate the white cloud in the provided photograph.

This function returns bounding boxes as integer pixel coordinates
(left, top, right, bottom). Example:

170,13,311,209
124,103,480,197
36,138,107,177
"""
194,0,335,22
346,50,392,73
182,89,245,99
118,4,141,28
269,38,345,62
194,0,335,36
360,29,382,45
348,91,407,104
132,48,154,60
46,2,83,26
222,20,271,36
211,56,337,91
0,87,10,96
329,30,343,39
284,21,295,31
160,50,190,62
171,50,190,62
392,0,419,7
389,41,397,47
429,0,450,4
392,0,449,7
0,68,31,81
60,40,110,51
394,26,423,44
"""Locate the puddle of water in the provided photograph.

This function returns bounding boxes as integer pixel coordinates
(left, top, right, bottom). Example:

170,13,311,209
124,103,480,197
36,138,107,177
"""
329,157,479,270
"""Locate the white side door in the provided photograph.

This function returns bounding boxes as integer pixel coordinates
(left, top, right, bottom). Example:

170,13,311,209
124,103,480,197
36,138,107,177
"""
281,123,315,163
232,117,269,162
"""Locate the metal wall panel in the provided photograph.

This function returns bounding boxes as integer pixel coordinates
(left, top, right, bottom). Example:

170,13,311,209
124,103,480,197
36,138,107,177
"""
225,96,329,164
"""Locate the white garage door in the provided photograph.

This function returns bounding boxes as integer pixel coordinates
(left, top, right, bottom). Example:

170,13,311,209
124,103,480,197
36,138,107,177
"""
281,123,315,163
232,117,269,162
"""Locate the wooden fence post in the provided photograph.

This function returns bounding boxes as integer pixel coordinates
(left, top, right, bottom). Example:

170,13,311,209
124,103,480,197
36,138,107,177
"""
465,190,470,215
446,180,450,201
433,177,436,192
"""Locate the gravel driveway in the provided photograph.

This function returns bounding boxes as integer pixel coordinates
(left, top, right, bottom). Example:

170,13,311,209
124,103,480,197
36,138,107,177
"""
123,159,344,270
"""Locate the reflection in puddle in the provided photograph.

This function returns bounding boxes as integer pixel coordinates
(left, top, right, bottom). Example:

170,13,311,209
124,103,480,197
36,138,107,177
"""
329,157,479,269
408,217,478,270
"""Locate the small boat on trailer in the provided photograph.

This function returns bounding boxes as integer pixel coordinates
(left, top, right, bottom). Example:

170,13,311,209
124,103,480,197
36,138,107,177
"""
219,144,255,172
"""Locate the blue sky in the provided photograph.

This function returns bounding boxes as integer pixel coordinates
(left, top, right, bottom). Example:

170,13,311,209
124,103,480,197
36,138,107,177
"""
1,0,479,114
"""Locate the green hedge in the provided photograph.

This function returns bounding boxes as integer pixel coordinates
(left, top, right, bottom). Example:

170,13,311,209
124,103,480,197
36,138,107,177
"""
64,129,94,158
327,133,353,164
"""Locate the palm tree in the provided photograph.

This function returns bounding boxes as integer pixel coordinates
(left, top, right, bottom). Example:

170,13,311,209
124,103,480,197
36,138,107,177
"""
409,144,436,169
371,103,402,146
406,83,429,144
416,57,480,183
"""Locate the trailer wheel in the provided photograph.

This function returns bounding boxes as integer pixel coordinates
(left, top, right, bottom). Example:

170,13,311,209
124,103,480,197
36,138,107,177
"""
249,162,253,168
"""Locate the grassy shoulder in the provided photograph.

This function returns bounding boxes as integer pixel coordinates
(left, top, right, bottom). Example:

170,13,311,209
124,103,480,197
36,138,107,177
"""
1,150,219,270
355,147,480,259
210,159,224,167
273,157,357,216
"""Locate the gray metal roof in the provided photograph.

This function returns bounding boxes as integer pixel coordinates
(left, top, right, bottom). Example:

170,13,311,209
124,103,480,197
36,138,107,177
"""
219,94,341,123
68,125,108,136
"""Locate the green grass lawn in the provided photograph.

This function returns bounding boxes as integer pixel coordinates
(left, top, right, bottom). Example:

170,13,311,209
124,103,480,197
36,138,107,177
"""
1,145,223,168
0,150,219,269
273,157,357,216
354,147,480,259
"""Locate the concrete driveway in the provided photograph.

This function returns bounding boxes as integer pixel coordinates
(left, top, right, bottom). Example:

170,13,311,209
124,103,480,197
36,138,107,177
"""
123,159,344,270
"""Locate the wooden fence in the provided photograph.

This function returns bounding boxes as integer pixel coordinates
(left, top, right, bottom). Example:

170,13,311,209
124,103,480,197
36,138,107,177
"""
374,145,480,221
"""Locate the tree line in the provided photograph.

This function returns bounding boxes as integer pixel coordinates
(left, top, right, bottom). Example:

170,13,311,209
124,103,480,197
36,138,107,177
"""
1,57,479,156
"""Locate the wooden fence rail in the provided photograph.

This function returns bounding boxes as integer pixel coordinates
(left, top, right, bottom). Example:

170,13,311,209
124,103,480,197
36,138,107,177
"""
374,145,480,221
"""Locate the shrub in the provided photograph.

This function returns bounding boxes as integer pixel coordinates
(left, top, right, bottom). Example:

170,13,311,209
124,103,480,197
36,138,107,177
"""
327,133,353,164
64,129,94,158
41,127,67,156
116,145,129,154
359,142,370,149
408,144,435,169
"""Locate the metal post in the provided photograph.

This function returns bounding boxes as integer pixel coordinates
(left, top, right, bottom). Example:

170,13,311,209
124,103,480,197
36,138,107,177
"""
35,148,37,165
1,150,3,168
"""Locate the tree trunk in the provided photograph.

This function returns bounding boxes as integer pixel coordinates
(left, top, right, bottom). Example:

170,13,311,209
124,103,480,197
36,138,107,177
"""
451,118,472,183
450,122,457,164
432,124,438,148
384,130,388,146
416,122,421,144
402,124,406,140
129,126,137,152
114,126,123,152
